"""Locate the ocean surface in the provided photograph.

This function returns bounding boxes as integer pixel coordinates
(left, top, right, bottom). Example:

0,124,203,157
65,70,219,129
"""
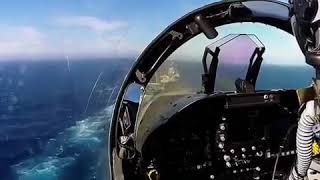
0,58,315,180
0,59,132,180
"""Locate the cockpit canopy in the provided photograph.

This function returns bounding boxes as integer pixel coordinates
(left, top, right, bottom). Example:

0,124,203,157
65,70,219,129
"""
110,1,313,176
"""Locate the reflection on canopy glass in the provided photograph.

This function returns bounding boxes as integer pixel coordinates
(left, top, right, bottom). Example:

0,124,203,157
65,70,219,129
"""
214,34,264,91
137,23,312,127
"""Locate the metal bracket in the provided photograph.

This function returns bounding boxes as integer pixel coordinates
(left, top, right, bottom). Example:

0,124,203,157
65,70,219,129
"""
186,22,200,35
135,69,147,83
169,30,184,40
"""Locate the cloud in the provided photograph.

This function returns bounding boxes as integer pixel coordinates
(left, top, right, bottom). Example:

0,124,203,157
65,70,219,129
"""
58,34,144,59
0,26,47,59
0,23,143,60
56,16,127,33
51,16,138,58
95,35,144,57
20,26,45,43
0,26,45,43
263,39,305,65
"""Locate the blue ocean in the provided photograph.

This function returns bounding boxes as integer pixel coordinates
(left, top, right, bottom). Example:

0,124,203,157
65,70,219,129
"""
0,59,132,180
0,59,315,180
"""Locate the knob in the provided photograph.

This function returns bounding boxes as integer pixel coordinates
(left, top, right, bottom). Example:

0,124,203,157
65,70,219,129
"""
266,151,271,158
220,124,226,131
251,146,256,151
241,148,246,152
233,170,237,174
209,175,215,179
256,151,263,157
226,162,231,168
230,149,235,154
255,167,261,172
223,155,231,161
220,135,226,142
222,117,226,121
241,154,246,158
218,143,224,149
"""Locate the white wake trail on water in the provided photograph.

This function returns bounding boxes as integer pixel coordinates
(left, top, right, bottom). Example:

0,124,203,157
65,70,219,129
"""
84,72,104,114
11,105,114,180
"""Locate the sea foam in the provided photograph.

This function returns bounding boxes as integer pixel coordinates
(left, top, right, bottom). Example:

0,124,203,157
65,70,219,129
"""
11,105,114,180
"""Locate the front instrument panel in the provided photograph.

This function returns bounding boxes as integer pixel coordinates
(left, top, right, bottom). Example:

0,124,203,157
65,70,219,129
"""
141,90,299,180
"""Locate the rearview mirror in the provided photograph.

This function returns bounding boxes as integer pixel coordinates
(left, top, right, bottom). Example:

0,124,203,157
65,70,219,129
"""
228,3,253,20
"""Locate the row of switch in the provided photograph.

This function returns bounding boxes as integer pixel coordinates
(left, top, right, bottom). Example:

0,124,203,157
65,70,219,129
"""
231,166,261,174
266,150,296,158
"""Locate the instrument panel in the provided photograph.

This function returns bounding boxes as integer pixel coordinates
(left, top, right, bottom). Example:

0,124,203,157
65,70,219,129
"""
141,90,299,180
215,103,297,179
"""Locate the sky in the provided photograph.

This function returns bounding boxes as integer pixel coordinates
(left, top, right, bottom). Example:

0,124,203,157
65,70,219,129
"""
0,0,306,65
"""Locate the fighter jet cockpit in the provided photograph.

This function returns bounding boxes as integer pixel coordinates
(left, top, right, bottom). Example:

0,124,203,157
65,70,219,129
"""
109,0,320,180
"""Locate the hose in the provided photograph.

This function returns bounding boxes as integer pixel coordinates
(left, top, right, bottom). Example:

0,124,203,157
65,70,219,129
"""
289,100,318,180
272,148,281,180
